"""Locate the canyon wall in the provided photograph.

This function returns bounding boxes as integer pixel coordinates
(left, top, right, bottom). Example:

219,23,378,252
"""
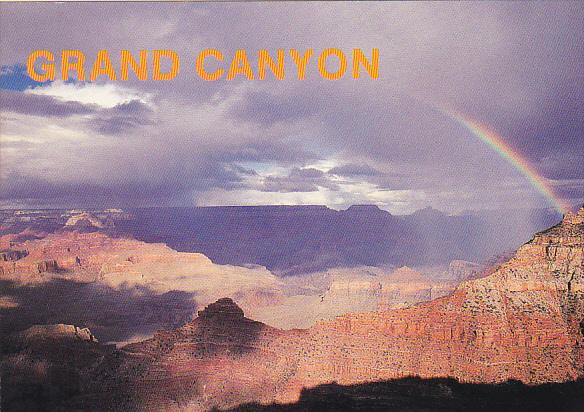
2,209,582,411
99,209,583,410
293,208,583,392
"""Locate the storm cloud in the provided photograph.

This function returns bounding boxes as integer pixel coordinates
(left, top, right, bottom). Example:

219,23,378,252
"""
261,167,339,193
0,2,582,213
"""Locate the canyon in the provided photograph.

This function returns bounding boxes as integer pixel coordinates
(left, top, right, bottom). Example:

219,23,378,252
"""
1,207,582,411
0,205,561,275
0,222,477,335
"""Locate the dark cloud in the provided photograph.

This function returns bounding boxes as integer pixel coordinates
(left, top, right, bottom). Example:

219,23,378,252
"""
0,91,153,135
232,90,319,125
0,163,247,207
454,87,584,181
551,180,584,202
89,100,153,135
0,174,185,205
0,90,96,117
326,164,422,191
214,140,318,164
290,168,325,179
230,164,258,176
537,153,584,181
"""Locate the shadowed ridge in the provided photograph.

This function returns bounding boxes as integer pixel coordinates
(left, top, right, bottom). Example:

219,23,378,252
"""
224,377,584,412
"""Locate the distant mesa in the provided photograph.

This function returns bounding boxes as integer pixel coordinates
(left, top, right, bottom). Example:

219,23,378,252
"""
1,204,564,274
385,266,427,282
345,204,382,211
344,204,390,215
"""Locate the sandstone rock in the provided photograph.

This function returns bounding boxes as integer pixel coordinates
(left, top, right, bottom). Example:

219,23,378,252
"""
0,231,284,309
295,208,583,388
197,297,245,320
446,260,483,281
93,209,583,409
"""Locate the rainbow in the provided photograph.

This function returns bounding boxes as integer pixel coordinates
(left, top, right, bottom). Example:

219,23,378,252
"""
439,108,569,215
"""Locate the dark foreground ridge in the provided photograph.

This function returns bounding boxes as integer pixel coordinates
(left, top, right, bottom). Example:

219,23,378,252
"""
226,377,584,412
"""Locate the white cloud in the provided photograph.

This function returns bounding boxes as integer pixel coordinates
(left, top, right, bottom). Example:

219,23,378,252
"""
26,81,151,108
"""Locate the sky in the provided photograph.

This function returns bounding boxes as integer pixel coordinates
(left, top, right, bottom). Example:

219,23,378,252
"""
0,2,582,214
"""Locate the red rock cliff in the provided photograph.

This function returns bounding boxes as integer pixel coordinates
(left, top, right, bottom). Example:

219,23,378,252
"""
295,208,583,389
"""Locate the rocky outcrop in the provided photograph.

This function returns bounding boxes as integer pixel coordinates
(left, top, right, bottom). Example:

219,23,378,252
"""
0,258,58,277
89,299,306,411
197,297,245,320
0,232,284,308
321,266,459,313
446,260,483,281
1,323,109,411
65,212,106,229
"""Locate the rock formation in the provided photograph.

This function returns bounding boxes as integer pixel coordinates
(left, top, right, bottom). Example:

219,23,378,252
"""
109,205,561,274
79,298,307,411
295,208,583,389
246,265,464,329
12,324,97,343
2,208,582,411
445,259,484,281
1,323,112,411
104,208,584,409
313,266,459,315
0,230,468,333
0,231,284,305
